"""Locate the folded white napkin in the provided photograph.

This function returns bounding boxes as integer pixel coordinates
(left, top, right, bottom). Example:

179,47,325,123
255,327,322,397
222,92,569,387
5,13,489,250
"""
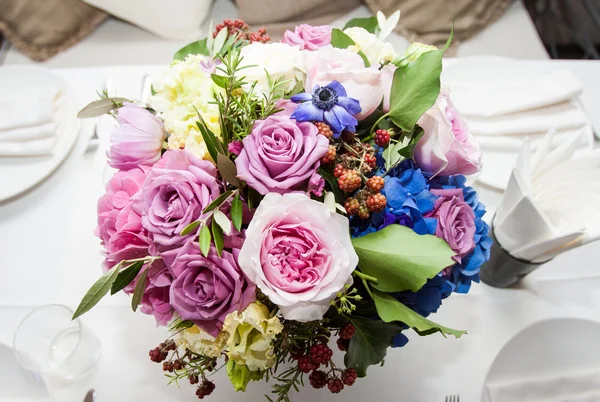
450,70,583,118
0,93,56,130
493,129,600,262
486,369,600,402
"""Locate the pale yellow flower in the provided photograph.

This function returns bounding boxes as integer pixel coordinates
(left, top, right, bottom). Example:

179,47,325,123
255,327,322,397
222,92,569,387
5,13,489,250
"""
343,27,397,65
222,302,283,371
149,54,221,160
397,42,438,67
175,325,227,358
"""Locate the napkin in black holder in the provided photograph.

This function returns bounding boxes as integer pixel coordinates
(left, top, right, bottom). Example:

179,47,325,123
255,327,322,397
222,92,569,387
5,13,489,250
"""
479,228,550,288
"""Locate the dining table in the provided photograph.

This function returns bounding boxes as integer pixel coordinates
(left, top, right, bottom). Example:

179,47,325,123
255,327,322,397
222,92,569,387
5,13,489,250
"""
1,60,600,402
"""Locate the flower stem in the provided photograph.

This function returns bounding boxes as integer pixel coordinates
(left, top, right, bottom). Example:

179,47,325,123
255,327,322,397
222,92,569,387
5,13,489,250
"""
369,113,390,137
353,270,378,284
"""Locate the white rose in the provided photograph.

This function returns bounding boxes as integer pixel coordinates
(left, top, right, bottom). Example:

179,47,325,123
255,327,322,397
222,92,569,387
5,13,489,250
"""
238,43,305,96
343,27,397,65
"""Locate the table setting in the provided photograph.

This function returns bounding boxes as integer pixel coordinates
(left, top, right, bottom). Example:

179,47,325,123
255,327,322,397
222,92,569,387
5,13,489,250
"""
1,11,600,402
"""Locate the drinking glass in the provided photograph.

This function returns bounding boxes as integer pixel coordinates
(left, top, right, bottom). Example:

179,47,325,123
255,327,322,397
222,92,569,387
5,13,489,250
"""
13,304,101,380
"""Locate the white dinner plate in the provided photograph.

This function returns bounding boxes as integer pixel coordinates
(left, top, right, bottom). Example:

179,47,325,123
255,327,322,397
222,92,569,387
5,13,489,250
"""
481,317,600,402
0,65,79,202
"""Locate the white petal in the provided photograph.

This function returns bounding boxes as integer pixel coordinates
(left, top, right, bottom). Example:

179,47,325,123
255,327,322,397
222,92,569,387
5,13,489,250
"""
379,10,401,40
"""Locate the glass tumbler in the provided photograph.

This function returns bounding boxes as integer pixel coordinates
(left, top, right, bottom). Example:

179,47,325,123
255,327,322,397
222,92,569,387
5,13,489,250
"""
13,304,101,380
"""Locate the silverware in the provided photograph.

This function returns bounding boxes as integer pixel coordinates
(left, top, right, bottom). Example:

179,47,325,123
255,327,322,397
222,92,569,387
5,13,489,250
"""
445,395,460,402
84,389,96,402
84,78,114,155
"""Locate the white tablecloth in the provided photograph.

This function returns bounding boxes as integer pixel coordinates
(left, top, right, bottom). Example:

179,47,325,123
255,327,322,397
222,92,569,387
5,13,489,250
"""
0,61,599,402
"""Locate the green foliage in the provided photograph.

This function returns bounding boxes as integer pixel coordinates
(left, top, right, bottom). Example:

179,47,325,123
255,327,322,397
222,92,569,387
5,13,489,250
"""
199,223,212,257
217,154,242,187
73,262,122,319
388,31,453,132
343,17,379,33
77,97,130,119
202,190,233,214
344,316,400,377
213,210,232,235
173,38,209,60
212,217,224,257
180,220,201,236
330,28,371,67
231,194,243,231
131,266,148,312
382,139,406,170
351,224,455,292
318,168,344,205
110,261,143,295
373,290,466,338
227,361,263,392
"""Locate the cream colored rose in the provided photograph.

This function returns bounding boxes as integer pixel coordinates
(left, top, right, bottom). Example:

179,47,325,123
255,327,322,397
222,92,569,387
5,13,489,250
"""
343,27,397,65
175,325,227,358
222,302,283,371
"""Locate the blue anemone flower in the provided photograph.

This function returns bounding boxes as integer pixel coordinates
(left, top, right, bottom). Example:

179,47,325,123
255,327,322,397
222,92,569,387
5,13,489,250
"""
290,81,361,137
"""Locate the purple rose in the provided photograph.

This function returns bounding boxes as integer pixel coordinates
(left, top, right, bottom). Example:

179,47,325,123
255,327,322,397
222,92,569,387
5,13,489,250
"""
427,188,476,263
168,241,256,336
107,103,165,170
138,260,173,326
228,140,243,156
235,115,329,195
132,149,221,249
281,24,332,50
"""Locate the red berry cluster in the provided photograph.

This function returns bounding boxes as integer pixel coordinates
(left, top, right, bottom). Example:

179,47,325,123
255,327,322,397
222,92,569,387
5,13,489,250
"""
149,340,176,363
374,129,391,148
314,122,334,139
195,380,215,399
321,145,336,165
336,323,356,351
213,19,270,43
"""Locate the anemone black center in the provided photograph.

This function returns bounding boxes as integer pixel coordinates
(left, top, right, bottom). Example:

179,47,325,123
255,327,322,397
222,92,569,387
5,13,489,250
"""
312,86,338,110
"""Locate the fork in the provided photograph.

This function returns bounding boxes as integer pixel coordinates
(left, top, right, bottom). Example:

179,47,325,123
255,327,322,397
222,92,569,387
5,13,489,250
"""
445,395,460,402
84,78,114,154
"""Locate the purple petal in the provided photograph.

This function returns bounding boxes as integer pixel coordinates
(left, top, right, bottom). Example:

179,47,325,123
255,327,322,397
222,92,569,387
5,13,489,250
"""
332,105,358,130
290,92,312,103
324,110,342,134
327,81,347,97
291,102,324,122
337,96,362,116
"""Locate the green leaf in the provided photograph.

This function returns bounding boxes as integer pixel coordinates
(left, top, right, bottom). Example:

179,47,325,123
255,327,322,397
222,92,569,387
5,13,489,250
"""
213,210,232,235
231,194,243,232
247,187,262,210
382,140,405,170
398,127,424,160
351,224,455,292
131,267,148,312
331,28,355,49
180,220,201,236
217,154,242,188
318,168,344,205
77,97,130,119
169,319,194,332
173,38,209,60
285,80,305,99
202,190,233,214
343,17,379,33
211,73,229,89
388,31,453,132
373,290,466,338
227,360,263,392
196,120,220,163
110,261,144,295
212,218,224,257
344,316,399,377
73,262,122,319
199,223,212,257
357,51,371,68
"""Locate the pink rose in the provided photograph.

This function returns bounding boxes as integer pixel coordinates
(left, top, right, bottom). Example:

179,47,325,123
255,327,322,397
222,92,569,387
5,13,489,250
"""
273,98,297,117
107,103,165,170
428,188,476,263
380,64,396,113
304,46,383,120
281,24,332,50
235,115,329,195
228,140,243,156
414,89,482,177
238,193,358,322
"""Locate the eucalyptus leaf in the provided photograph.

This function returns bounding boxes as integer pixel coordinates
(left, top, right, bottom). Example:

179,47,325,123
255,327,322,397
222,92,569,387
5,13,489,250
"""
212,218,224,257
231,194,243,232
202,190,233,214
388,31,453,132
131,267,148,312
217,154,242,187
213,210,232,235
343,17,379,33
173,38,209,60
110,261,143,295
344,316,399,377
77,97,130,119
180,220,201,236
286,80,305,99
373,290,466,338
199,223,212,257
212,27,228,56
72,262,122,319
351,224,455,292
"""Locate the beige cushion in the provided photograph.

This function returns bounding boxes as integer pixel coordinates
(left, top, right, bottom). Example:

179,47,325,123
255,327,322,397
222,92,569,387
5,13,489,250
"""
0,0,108,61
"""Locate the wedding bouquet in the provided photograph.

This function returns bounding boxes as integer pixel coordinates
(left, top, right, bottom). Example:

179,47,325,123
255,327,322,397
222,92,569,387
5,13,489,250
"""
75,12,491,401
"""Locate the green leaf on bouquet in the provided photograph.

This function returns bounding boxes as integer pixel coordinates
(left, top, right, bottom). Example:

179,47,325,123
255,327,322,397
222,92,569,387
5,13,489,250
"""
373,290,466,338
343,17,379,34
173,38,209,60
285,80,305,99
195,111,225,161
180,220,201,236
77,97,130,119
227,360,263,392
398,127,424,160
344,316,400,377
212,218,224,257
211,73,229,89
217,154,242,188
351,224,455,292
199,223,212,257
72,262,123,320
131,267,149,312
382,140,406,170
169,318,194,332
110,260,144,295
213,210,232,235
203,190,233,214
330,28,371,67
388,30,453,132
231,194,243,232
318,168,344,205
